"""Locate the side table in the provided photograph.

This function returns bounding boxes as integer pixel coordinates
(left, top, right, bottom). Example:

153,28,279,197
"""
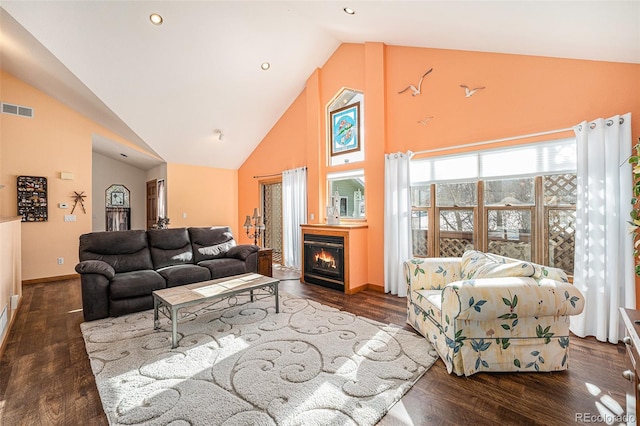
258,248,273,277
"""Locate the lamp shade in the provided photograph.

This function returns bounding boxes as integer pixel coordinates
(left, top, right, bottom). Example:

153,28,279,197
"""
243,215,252,229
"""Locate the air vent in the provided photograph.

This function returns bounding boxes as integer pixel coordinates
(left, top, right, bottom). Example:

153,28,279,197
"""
1,102,34,118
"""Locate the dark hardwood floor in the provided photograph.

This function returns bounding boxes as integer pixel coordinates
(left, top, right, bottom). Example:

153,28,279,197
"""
0,276,629,425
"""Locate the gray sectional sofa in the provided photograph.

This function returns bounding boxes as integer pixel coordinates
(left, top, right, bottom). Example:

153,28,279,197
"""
75,226,259,321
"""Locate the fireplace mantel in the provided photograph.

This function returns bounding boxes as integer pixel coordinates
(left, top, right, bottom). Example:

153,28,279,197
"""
300,223,368,294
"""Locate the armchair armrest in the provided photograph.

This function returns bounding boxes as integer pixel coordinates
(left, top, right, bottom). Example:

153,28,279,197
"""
442,277,584,322
75,260,115,279
404,257,462,291
226,244,259,261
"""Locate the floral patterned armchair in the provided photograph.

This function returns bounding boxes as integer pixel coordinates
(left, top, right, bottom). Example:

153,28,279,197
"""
404,250,584,376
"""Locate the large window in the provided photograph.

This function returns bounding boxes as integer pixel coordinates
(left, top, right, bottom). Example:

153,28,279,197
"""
410,139,577,273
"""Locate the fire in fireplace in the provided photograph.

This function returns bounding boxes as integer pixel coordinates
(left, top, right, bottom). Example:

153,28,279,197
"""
303,234,344,291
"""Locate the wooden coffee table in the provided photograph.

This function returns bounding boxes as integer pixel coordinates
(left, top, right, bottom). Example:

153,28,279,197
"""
153,273,279,348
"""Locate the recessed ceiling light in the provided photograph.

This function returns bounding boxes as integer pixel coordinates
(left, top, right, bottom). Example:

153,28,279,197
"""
150,13,163,26
261,62,271,71
343,7,355,15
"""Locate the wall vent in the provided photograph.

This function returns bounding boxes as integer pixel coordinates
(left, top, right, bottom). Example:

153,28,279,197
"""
1,102,34,118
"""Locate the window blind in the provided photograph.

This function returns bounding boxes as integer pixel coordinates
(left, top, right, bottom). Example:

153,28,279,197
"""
410,138,576,185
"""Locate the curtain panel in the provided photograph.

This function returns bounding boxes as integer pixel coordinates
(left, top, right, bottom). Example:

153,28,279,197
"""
571,113,634,343
282,167,307,269
384,152,413,297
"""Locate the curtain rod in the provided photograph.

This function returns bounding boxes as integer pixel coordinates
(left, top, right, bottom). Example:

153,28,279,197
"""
253,172,281,179
253,166,307,179
411,127,574,158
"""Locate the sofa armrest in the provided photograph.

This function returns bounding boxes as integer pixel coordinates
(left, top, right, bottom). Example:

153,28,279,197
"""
442,277,585,322
75,260,115,279
404,257,462,292
226,244,259,261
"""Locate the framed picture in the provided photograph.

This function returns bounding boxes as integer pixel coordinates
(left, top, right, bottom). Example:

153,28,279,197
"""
330,102,360,156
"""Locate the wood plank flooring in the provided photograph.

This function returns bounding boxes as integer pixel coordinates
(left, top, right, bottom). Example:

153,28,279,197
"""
0,276,629,425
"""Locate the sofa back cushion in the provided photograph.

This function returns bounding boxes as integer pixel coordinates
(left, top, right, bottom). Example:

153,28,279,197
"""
147,228,194,269
188,227,237,263
79,230,153,273
461,250,535,279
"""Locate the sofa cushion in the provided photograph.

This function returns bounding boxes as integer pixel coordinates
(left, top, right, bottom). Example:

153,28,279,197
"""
198,258,248,279
461,250,535,279
147,228,194,269
532,264,569,282
189,227,237,262
413,289,442,325
156,264,211,288
109,270,166,300
79,230,153,273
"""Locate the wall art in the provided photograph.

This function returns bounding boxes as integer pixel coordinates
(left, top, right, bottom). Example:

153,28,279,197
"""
330,102,360,157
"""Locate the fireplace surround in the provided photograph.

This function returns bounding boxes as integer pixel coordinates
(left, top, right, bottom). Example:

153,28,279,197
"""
300,224,368,294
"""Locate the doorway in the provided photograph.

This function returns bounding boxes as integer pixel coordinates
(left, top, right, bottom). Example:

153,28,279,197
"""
146,179,157,229
261,180,283,264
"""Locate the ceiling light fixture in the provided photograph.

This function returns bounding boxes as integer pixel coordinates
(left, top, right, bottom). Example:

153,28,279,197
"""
343,7,355,15
260,62,271,71
150,13,163,26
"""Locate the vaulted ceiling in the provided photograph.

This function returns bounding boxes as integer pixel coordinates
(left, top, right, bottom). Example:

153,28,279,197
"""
2,1,639,170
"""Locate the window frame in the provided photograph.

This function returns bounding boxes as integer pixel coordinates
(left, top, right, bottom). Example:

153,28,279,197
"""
410,175,576,274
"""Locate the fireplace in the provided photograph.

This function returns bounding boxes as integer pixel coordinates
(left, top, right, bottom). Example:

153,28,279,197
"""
303,234,345,291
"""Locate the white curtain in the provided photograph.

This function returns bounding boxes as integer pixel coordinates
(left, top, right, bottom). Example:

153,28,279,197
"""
571,113,634,343
157,179,166,219
282,167,307,269
384,152,413,297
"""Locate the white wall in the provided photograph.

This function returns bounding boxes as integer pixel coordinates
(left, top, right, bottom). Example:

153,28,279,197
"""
92,152,148,231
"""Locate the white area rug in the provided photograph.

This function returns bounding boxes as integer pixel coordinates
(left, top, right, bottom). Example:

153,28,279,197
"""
81,292,438,426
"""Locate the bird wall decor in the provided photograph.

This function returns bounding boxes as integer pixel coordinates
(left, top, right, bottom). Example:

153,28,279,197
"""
398,68,433,96
417,116,434,125
460,85,485,97
71,191,87,214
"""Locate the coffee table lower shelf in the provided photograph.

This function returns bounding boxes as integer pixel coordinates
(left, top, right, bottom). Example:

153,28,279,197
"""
152,273,280,348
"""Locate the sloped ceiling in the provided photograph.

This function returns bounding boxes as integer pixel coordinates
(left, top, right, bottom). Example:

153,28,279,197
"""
1,1,639,170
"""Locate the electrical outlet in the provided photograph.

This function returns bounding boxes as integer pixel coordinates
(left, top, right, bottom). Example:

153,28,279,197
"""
57,257,64,265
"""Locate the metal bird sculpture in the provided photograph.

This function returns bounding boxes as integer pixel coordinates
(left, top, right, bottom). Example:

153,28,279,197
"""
417,116,434,125
460,85,485,97
398,68,433,96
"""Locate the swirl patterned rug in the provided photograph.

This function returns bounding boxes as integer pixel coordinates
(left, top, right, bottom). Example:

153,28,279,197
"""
80,292,438,426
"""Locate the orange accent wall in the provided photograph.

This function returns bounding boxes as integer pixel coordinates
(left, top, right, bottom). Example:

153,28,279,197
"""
167,163,238,235
0,71,153,280
238,42,640,296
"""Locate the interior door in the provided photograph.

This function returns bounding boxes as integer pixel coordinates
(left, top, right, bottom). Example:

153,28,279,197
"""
262,180,283,264
146,179,157,229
